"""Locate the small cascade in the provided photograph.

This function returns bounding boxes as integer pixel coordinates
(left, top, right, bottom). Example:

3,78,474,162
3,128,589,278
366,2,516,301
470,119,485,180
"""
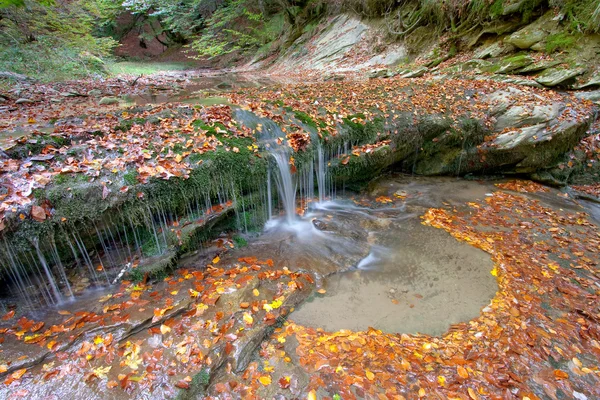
0,109,344,309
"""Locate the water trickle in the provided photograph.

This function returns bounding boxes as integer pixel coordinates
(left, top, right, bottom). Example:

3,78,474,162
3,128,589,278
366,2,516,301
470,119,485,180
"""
31,238,62,304
266,168,273,220
316,145,326,203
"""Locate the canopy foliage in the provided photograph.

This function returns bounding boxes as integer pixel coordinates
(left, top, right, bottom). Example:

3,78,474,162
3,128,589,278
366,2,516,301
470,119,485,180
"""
1,0,599,81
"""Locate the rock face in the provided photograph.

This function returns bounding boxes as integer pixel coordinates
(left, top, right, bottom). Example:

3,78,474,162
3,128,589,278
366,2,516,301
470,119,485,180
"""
495,54,534,74
257,14,408,73
412,85,594,176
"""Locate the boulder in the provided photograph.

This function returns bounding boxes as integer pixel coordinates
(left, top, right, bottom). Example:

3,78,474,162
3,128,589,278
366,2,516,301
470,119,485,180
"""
398,66,428,78
98,96,120,105
15,98,33,104
504,12,557,49
535,67,586,87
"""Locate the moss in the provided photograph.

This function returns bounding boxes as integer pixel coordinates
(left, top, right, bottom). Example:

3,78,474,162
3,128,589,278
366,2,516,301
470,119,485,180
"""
233,235,248,247
489,0,503,18
128,268,144,283
123,170,139,186
545,32,578,53
6,134,70,159
177,368,210,400
293,111,318,129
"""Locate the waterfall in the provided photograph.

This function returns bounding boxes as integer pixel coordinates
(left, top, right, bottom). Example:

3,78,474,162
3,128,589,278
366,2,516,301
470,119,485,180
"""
272,147,297,224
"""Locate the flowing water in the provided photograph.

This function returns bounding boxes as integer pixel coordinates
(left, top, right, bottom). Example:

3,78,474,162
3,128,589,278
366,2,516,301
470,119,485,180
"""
2,72,599,398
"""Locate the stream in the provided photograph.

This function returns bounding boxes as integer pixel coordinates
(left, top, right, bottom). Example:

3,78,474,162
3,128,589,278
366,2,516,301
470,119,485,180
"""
1,71,599,399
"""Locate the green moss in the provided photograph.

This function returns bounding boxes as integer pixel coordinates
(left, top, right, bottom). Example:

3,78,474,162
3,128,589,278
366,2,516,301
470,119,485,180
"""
128,268,144,283
233,235,248,248
123,170,139,186
489,0,503,18
545,33,578,53
294,111,318,129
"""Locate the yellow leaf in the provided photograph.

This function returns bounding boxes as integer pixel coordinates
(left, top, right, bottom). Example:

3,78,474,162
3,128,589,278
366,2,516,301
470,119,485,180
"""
258,375,271,386
490,267,498,277
418,388,426,397
468,388,479,400
170,290,178,295
0,365,7,373
98,294,113,303
212,256,220,264
243,312,253,325
366,369,375,381
437,375,446,386
253,288,260,297
93,336,104,345
307,390,317,400
93,366,111,379
160,324,171,335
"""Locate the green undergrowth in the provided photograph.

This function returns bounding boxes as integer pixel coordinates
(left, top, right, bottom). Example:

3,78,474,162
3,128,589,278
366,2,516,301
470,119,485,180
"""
106,61,197,76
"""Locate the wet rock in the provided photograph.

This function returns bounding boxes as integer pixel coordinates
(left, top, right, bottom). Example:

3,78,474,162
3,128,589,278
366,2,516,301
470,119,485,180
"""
311,218,327,230
98,96,120,105
535,67,586,87
15,98,33,104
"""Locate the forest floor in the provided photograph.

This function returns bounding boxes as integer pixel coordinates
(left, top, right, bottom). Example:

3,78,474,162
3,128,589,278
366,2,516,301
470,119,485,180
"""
0,65,600,400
